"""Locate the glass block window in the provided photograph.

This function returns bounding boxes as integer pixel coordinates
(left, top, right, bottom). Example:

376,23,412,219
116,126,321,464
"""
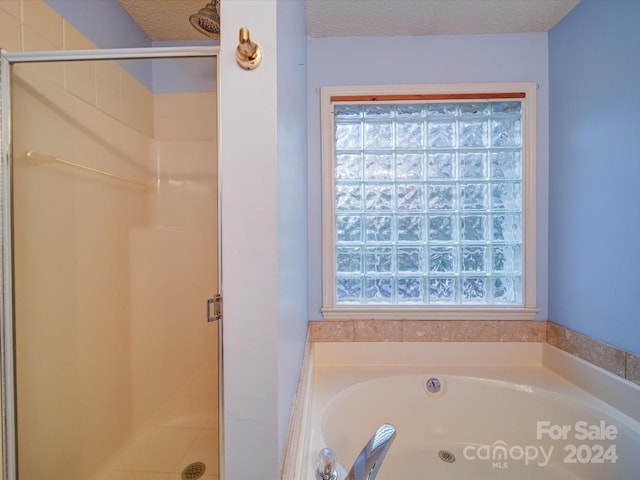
321,85,537,318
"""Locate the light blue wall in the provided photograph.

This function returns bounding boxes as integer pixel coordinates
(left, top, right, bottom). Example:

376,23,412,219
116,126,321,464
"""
276,0,308,462
307,33,550,320
548,0,640,354
151,41,216,94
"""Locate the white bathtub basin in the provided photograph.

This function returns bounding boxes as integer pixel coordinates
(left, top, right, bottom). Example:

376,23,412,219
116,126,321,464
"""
284,343,640,480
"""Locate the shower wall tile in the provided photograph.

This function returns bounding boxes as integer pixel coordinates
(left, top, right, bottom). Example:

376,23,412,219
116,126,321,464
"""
178,112,202,141
96,61,123,122
0,0,20,20
22,0,63,50
65,60,97,106
177,92,203,118
97,75,123,122
155,141,216,177
0,8,22,52
22,20,58,52
201,93,217,141
122,71,154,137
11,52,65,93
62,22,118,123
154,116,176,140
154,117,175,141
154,94,179,139
178,93,214,141
155,94,179,117
155,93,217,141
152,92,217,232
62,11,96,106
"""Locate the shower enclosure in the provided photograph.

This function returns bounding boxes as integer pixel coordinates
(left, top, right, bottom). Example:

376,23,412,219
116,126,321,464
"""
0,46,221,480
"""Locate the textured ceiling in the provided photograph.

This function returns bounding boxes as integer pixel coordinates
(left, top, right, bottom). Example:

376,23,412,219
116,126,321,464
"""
117,0,580,42
307,0,581,37
117,0,212,42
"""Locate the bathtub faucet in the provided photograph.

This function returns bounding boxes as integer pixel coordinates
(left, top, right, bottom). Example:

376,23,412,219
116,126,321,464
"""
346,423,396,480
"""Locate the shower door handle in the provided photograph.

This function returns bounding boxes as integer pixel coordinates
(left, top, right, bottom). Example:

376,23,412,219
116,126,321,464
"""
207,295,222,322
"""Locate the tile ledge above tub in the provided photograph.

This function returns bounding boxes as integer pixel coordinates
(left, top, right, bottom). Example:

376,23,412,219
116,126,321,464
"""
308,319,546,343
308,319,639,385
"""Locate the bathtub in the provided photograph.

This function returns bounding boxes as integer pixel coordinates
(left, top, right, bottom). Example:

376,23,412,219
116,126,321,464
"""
283,343,640,480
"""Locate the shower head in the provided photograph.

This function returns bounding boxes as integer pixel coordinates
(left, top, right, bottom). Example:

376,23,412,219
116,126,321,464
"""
189,0,220,39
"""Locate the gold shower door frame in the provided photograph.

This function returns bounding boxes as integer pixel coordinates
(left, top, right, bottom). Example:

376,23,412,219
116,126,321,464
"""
0,46,222,480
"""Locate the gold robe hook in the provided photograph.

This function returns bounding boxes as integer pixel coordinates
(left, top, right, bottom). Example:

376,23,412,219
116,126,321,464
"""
236,27,262,70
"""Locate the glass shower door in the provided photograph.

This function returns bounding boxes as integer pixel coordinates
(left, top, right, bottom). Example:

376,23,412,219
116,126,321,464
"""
4,50,219,480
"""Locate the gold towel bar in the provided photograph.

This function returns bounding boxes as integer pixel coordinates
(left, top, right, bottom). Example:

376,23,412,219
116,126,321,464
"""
25,150,154,190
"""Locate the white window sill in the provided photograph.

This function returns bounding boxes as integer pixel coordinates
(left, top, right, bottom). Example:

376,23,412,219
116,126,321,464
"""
321,306,540,321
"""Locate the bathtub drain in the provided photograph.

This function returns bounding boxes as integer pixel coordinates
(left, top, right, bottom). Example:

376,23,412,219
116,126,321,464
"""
438,450,456,463
182,461,206,480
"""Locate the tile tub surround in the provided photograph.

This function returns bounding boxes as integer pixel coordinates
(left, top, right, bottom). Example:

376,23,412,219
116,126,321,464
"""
309,319,546,343
308,320,639,384
546,322,627,379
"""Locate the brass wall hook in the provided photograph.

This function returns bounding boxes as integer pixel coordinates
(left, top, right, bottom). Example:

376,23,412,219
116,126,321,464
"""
236,27,262,70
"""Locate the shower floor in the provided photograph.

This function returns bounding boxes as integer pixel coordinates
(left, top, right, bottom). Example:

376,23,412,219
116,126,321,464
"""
100,368,219,480
104,414,218,480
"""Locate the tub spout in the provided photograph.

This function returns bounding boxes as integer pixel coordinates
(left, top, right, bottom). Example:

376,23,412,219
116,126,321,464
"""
346,423,396,480
316,447,338,480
